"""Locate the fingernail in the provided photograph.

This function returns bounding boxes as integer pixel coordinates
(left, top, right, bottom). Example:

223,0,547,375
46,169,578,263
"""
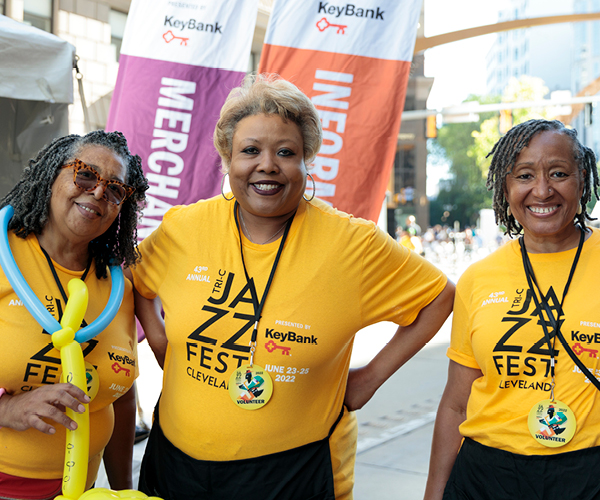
78,404,85,413
70,421,78,430
84,395,91,403
49,427,56,434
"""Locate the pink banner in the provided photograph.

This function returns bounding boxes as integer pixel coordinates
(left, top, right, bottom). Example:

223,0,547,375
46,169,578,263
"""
107,0,258,238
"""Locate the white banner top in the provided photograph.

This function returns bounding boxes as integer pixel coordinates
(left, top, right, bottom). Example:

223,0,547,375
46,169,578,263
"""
121,0,258,70
264,0,422,62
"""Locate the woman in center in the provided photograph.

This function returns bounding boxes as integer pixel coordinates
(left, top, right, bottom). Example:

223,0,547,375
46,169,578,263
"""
132,74,454,499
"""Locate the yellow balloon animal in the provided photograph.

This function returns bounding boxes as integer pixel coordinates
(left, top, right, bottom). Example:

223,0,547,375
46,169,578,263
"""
52,279,160,500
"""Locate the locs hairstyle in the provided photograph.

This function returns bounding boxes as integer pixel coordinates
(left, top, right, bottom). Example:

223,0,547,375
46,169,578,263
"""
0,130,149,279
486,119,599,236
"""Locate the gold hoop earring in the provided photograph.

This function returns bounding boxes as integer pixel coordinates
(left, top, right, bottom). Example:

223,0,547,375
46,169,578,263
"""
221,173,234,201
303,173,316,202
507,206,512,217
577,202,583,215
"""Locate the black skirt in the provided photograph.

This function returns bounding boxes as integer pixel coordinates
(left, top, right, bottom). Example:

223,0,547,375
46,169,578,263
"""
139,403,344,500
443,437,600,500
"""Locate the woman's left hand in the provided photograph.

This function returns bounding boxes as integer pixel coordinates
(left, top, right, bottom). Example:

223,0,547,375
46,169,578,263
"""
344,366,377,411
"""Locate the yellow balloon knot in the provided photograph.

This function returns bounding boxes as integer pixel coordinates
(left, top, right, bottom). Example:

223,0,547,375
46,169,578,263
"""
73,488,162,500
52,327,75,349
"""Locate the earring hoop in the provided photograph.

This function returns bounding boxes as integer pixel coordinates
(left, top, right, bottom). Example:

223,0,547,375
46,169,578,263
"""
577,202,583,215
221,173,234,201
507,206,512,217
303,173,316,202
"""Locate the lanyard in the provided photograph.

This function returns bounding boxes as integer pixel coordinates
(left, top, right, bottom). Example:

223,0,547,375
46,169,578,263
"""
519,228,585,399
40,246,92,304
233,201,295,366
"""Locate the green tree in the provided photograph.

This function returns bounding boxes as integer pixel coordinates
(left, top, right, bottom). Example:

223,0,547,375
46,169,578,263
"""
429,76,553,229
428,94,498,228
470,76,551,177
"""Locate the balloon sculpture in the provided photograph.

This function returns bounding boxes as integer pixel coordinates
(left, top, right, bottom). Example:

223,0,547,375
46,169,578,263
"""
0,206,161,500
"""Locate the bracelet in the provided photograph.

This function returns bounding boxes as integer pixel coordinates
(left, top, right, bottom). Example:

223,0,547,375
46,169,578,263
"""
0,388,6,429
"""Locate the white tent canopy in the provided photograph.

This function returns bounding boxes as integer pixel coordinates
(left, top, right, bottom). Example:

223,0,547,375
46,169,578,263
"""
0,15,75,103
0,15,76,197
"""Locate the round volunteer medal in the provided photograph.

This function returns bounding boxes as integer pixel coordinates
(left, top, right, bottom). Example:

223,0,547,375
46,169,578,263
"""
228,364,273,410
528,399,576,448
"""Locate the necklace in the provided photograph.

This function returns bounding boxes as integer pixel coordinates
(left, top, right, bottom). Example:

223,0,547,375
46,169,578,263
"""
228,201,295,410
40,246,92,304
521,228,585,448
239,208,286,245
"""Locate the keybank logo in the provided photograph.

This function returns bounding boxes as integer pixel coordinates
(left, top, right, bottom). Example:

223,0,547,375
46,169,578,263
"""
164,15,223,34
316,17,347,34
317,2,385,21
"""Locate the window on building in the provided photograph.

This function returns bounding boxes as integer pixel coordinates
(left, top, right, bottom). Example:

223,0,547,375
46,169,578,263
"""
524,61,529,74
23,0,53,32
514,68,519,77
403,95,416,112
514,47,519,60
110,9,128,62
394,146,416,206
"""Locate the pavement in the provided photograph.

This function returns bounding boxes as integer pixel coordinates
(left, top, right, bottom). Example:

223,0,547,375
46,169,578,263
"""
95,245,486,498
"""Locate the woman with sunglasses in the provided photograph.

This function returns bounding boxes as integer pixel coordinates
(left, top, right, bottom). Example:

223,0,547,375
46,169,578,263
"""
0,130,148,499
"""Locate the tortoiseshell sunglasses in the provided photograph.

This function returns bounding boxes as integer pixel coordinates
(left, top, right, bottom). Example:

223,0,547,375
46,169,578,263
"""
63,159,134,206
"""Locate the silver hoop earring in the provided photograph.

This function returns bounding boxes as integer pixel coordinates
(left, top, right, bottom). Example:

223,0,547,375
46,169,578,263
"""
221,173,234,201
507,206,512,217
303,173,316,202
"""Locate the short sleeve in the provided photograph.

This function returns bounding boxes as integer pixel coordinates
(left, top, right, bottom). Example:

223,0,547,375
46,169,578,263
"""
130,206,181,299
447,270,480,369
360,226,447,327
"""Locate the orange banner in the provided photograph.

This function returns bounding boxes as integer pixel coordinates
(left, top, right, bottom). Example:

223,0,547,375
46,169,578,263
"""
258,1,420,221
261,45,409,221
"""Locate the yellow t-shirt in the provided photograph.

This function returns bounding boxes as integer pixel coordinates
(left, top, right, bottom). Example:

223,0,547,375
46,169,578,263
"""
132,196,447,497
449,229,600,455
0,232,138,482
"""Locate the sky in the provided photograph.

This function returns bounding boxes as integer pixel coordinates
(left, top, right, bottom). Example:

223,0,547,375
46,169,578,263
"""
422,0,507,195
423,0,505,109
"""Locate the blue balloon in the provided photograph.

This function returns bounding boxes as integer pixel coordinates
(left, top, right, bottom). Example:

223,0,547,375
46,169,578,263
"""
0,205,124,342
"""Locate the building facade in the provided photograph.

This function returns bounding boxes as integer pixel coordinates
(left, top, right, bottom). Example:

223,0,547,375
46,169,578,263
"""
572,0,600,153
485,0,574,97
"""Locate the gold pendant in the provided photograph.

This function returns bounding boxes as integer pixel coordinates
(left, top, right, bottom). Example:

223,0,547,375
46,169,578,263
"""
528,399,576,448
228,364,273,410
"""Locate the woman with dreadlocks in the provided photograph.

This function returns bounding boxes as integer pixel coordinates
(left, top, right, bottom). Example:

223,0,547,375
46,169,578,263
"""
0,130,148,499
424,119,600,500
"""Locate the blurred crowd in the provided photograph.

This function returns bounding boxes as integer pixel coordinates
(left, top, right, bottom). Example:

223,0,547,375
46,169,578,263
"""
396,216,507,274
